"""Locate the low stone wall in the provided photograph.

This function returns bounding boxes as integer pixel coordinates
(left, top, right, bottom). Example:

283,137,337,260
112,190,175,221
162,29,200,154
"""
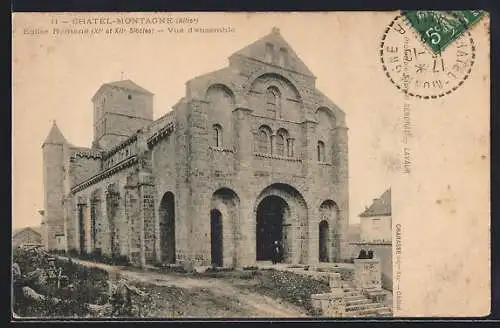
311,272,346,316
348,243,392,291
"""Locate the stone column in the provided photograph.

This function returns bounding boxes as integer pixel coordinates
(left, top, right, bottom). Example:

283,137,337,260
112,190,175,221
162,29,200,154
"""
308,207,320,266
84,203,92,254
187,99,210,266
270,134,276,155
301,119,318,177
100,192,111,256
138,172,156,265
238,199,255,268
75,199,87,254
124,179,141,267
287,138,295,157
119,192,129,257
334,126,349,261
232,107,253,173
154,193,162,264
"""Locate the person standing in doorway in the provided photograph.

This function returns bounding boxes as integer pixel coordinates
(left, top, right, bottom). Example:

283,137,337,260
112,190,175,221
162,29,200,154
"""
271,240,282,264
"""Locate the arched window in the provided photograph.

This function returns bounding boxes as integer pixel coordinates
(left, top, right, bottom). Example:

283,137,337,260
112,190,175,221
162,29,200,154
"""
266,86,281,118
276,134,285,156
265,42,274,63
256,126,272,153
317,141,325,162
278,47,288,67
287,138,294,157
213,124,223,147
276,128,289,156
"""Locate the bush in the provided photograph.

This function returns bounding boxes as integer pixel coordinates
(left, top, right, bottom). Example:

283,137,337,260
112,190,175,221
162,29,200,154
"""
13,246,111,317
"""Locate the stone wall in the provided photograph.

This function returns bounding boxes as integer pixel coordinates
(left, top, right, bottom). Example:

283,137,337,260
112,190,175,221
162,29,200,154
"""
360,215,392,244
46,30,349,269
43,142,66,250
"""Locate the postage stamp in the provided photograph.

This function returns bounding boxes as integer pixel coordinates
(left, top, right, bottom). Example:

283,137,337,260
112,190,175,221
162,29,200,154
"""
403,10,485,54
380,14,477,99
12,11,490,320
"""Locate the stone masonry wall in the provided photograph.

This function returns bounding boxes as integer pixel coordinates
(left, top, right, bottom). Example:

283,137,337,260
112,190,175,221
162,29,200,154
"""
43,142,66,251
52,30,349,268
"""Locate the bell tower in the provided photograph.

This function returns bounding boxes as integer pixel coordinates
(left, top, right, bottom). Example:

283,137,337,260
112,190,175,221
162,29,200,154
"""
91,79,154,149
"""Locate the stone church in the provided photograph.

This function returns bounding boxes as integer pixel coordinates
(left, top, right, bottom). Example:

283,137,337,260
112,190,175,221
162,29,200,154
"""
41,27,349,268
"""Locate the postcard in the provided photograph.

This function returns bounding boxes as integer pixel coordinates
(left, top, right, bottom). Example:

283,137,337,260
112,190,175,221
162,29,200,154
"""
12,11,490,318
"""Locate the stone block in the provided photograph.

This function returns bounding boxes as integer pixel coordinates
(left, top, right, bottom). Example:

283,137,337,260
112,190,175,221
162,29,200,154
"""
328,272,342,291
353,258,382,290
311,290,346,317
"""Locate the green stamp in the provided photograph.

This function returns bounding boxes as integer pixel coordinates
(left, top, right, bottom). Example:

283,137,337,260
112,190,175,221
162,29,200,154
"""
403,10,485,53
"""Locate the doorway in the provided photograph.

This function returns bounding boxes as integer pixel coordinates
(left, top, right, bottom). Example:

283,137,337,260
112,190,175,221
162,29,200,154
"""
319,220,329,262
210,209,223,267
159,192,176,264
256,195,288,261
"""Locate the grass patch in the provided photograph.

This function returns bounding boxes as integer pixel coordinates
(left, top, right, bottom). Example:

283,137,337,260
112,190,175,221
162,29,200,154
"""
243,269,330,315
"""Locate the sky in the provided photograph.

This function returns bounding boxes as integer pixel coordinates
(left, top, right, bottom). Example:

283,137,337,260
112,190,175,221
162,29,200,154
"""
12,12,399,229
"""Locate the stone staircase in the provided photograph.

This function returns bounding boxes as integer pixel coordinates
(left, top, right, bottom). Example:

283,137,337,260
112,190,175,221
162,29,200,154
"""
342,284,392,317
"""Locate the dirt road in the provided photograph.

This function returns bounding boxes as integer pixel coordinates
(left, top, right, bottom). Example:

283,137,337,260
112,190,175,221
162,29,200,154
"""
63,258,308,318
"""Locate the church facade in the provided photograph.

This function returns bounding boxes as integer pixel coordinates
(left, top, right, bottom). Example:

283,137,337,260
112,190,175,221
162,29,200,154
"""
41,27,349,268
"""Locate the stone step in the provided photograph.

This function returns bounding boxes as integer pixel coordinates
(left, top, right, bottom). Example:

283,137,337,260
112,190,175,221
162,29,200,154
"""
345,298,372,306
364,287,385,294
345,302,381,312
346,306,392,317
377,310,393,316
344,291,362,297
344,294,365,301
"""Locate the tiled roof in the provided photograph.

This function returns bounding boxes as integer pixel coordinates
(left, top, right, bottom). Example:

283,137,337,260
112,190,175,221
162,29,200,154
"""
43,121,67,145
359,188,391,217
106,79,154,95
92,79,154,101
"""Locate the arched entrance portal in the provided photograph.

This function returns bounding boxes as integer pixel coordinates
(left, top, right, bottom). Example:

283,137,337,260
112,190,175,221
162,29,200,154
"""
256,196,289,261
159,192,176,264
319,220,329,262
210,209,223,266
254,183,308,264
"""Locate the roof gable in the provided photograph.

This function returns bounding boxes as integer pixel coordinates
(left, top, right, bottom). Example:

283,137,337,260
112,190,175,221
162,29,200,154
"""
359,188,391,217
13,226,42,238
231,27,315,77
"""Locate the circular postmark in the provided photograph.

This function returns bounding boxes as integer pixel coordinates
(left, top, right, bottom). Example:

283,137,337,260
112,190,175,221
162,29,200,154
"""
380,14,476,99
